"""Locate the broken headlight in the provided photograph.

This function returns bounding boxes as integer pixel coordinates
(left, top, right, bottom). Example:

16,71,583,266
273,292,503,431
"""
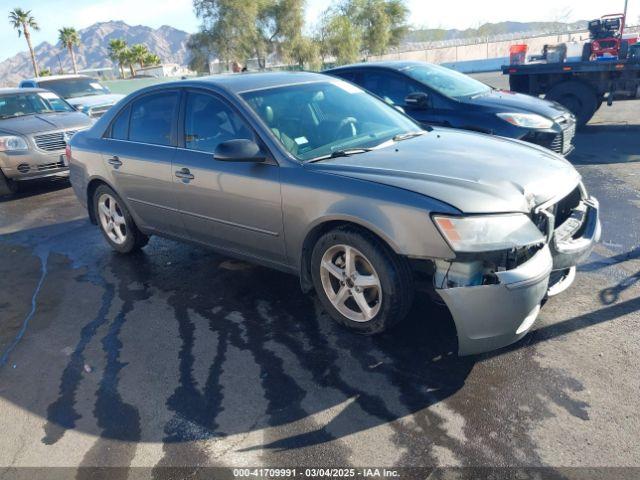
433,213,545,253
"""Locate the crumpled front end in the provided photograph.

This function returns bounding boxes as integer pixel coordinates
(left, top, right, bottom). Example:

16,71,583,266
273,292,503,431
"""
434,183,600,356
437,246,552,355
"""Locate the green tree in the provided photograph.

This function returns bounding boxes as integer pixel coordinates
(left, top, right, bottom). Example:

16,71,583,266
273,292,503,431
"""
194,0,261,69
58,27,80,74
130,44,150,70
108,38,128,78
186,31,214,73
319,0,408,62
269,0,316,68
192,0,318,71
8,8,40,78
320,10,362,65
39,68,51,76
123,47,136,77
143,52,161,67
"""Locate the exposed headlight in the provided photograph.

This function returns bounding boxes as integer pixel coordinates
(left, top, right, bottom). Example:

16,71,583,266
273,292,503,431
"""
433,214,545,252
0,135,29,152
496,112,554,129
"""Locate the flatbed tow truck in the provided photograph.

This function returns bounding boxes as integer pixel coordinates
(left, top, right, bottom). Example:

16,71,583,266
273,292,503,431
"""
502,59,640,127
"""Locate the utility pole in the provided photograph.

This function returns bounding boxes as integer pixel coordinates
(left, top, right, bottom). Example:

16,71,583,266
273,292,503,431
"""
622,0,628,34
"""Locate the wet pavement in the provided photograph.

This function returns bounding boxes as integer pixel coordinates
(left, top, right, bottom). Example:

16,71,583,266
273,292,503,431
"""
0,79,639,477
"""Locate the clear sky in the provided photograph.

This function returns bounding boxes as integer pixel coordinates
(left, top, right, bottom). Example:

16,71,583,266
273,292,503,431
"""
1,0,638,62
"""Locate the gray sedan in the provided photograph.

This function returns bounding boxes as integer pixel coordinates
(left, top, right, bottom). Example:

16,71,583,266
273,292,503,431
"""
0,88,93,196
68,72,600,355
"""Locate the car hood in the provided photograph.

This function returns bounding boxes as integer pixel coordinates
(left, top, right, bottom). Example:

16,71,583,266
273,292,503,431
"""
306,128,581,214
0,112,93,135
66,94,124,108
467,89,569,120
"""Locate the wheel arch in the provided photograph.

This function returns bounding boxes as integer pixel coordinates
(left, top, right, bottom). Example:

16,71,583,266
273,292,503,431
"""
86,177,130,225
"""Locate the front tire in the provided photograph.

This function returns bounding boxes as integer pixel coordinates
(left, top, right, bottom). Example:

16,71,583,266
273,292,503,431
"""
311,227,414,334
93,185,148,253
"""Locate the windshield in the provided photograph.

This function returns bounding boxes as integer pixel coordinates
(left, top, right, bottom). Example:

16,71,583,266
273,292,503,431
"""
403,64,491,99
0,91,74,119
38,77,109,99
241,80,420,161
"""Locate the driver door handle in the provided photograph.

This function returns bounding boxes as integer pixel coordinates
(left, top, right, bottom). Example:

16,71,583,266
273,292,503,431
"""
175,167,195,181
107,156,122,167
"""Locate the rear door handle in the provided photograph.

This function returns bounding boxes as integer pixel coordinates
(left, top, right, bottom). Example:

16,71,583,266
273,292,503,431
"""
175,168,195,181
107,156,122,167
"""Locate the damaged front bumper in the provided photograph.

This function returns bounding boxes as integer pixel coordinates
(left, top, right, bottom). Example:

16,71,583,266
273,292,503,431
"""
437,246,552,356
436,193,600,356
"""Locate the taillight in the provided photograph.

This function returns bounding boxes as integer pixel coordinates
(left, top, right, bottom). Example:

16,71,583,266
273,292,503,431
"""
65,143,71,164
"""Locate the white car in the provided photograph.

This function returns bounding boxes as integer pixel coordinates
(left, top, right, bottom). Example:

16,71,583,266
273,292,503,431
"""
19,74,124,119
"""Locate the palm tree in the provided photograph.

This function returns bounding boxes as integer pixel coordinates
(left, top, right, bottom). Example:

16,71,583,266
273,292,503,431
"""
130,44,150,70
143,52,161,67
108,38,127,79
8,8,40,78
123,48,136,77
58,27,80,74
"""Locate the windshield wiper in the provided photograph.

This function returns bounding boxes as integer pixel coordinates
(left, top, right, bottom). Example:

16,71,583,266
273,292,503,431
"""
392,130,427,142
307,148,373,163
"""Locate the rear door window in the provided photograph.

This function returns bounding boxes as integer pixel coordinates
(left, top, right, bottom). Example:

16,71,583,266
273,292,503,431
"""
129,92,179,146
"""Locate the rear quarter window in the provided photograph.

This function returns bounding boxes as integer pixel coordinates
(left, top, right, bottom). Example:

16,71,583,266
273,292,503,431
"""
109,105,131,140
128,92,178,146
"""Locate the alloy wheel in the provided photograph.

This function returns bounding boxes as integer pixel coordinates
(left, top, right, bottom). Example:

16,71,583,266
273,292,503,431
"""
319,244,382,322
98,193,127,245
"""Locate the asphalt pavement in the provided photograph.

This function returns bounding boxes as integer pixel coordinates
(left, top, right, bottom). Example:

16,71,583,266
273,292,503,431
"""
0,72,638,478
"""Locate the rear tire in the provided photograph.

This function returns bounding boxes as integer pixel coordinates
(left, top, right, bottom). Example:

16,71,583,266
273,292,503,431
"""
311,226,414,335
93,185,149,253
546,81,598,128
0,169,17,197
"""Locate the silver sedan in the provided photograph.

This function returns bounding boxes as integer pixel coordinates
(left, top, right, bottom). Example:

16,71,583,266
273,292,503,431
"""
0,88,93,196
68,72,600,355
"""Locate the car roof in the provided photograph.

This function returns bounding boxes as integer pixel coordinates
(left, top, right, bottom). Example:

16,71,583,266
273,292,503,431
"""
0,87,52,95
21,74,92,83
326,61,429,73
169,71,335,94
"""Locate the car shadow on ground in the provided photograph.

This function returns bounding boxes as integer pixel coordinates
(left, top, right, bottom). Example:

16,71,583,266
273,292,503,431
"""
0,218,634,469
0,176,71,203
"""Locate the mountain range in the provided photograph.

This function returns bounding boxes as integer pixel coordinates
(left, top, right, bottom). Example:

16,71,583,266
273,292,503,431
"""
0,19,592,87
0,21,190,87
404,21,589,43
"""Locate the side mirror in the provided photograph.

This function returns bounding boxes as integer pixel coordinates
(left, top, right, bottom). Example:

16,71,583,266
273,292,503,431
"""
214,139,266,163
405,92,430,110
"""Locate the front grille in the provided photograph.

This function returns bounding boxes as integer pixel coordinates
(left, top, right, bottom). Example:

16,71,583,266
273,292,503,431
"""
36,161,65,171
553,186,582,228
33,129,78,152
549,133,563,153
560,120,576,154
525,116,576,155
532,185,583,237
